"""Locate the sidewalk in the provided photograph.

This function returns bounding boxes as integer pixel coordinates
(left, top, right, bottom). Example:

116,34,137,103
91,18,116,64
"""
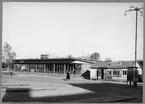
14,71,81,79
2,74,142,103
7,72,143,86
2,82,94,98
101,80,143,86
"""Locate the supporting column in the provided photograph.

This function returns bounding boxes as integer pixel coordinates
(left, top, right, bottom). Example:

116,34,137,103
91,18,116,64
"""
57,65,58,74
55,64,57,74
47,64,49,73
60,65,61,74
96,69,98,80
66,64,68,72
60,65,62,74
49,64,50,73
57,64,59,74
101,69,104,79
46,64,47,73
20,64,21,72
111,69,113,76
57,64,58,74
35,64,37,73
26,64,28,72
29,64,31,72
59,65,60,74
37,64,38,73
50,64,52,73
74,64,76,75
37,64,39,73
27,64,29,72
44,64,46,73
58,65,59,74
64,64,66,74
75,64,77,74
53,64,55,74
14,64,16,72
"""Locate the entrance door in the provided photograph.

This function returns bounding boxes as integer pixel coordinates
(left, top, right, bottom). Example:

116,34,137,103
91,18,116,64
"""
101,69,104,79
97,69,104,80
97,69,101,79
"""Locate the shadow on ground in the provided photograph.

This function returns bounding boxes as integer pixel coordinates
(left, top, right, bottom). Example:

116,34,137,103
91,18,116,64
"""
2,88,95,102
69,83,143,103
2,83,142,103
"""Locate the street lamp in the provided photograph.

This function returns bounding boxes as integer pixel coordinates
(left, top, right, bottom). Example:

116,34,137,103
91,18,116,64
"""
125,6,143,67
125,6,143,87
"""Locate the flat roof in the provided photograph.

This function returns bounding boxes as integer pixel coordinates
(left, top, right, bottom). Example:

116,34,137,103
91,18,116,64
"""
13,58,95,64
90,61,136,69
13,58,76,64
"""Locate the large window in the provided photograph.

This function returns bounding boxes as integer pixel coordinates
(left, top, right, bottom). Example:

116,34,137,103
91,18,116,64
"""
116,71,120,75
113,70,120,76
113,71,116,75
123,70,127,75
109,71,112,75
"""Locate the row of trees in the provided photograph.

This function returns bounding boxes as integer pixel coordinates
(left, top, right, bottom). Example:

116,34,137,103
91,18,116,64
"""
2,42,16,70
78,52,112,62
2,42,112,70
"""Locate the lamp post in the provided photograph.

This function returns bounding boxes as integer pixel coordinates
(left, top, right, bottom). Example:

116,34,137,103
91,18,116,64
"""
125,6,143,87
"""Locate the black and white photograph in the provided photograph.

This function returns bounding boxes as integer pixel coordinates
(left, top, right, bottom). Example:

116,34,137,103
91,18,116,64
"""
1,2,143,103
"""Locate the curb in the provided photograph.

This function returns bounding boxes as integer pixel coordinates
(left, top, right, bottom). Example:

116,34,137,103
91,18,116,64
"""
2,87,56,92
108,97,137,103
17,74,84,81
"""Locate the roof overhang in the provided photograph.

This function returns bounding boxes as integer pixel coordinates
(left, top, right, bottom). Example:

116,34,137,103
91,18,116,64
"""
13,58,76,64
71,61,89,64
90,67,128,69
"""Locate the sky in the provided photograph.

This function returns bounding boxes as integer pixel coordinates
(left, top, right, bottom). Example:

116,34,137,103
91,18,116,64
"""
2,2,143,61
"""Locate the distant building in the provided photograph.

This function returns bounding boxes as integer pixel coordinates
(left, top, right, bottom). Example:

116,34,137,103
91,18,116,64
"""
41,54,49,59
13,58,82,74
90,61,143,81
12,58,143,82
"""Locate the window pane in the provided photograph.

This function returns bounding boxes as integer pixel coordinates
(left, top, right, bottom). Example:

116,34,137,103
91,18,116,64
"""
125,71,127,75
109,71,111,75
113,71,116,75
117,71,120,75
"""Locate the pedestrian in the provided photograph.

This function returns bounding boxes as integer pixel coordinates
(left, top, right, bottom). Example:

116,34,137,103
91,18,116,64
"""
10,72,12,76
66,71,70,80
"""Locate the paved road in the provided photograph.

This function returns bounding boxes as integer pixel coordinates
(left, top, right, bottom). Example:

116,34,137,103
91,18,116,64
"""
2,74,94,100
1,74,143,103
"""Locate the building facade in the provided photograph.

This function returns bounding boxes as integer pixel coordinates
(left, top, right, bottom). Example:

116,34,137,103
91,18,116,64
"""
13,58,143,81
13,58,83,74
90,61,143,81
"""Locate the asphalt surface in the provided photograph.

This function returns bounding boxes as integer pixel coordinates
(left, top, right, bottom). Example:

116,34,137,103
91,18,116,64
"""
1,73,143,103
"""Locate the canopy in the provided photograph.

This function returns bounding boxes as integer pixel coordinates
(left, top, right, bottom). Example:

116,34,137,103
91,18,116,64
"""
71,61,87,64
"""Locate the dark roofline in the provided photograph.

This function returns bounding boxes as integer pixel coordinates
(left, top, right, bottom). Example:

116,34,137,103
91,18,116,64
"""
76,59,96,64
137,60,143,70
90,66,131,69
90,61,136,69
13,58,77,64
13,58,76,61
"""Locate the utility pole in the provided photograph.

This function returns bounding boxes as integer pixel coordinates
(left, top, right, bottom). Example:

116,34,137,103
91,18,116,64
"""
125,6,143,87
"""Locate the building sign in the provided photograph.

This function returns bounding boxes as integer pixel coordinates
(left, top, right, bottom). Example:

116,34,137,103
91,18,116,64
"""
41,54,49,59
109,62,122,66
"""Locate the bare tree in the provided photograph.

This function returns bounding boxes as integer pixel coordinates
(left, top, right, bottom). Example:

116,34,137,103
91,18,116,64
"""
105,57,112,62
67,54,73,59
90,52,100,61
2,42,16,69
